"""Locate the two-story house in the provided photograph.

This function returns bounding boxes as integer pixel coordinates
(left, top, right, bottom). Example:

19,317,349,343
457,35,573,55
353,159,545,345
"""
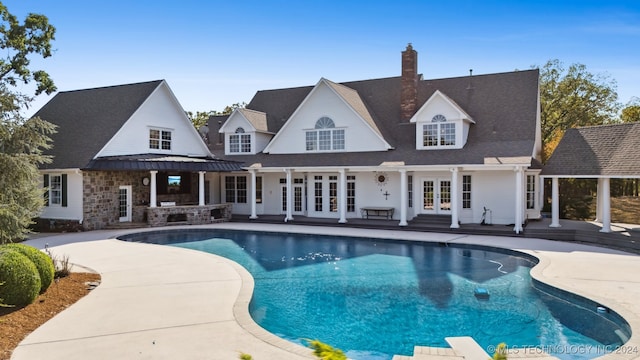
208,45,543,233
36,80,243,231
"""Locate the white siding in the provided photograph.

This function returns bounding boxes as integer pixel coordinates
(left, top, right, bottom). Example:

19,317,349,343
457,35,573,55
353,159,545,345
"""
265,82,389,154
97,83,210,158
39,171,83,221
255,133,272,153
471,171,517,225
230,169,523,226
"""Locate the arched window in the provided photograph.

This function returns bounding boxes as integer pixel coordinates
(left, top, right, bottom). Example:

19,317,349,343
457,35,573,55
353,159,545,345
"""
432,114,447,122
423,114,456,147
306,117,345,151
315,117,335,129
229,127,251,153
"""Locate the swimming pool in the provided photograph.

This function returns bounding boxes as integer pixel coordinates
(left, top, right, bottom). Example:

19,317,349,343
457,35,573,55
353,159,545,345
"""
121,229,631,360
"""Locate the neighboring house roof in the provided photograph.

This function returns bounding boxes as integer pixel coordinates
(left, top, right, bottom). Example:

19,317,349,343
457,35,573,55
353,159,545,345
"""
35,80,164,169
541,123,640,177
211,69,540,167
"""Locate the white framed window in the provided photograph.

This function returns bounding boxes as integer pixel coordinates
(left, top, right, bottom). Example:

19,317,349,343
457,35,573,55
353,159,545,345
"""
408,175,413,208
329,176,338,212
423,114,456,148
347,175,356,212
256,176,263,204
229,127,251,153
225,176,247,203
149,128,172,150
50,174,62,205
462,175,472,209
44,173,67,207
526,175,536,209
306,117,345,151
314,175,323,211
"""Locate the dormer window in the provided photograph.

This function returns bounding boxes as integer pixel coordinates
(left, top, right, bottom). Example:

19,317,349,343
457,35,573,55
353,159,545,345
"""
149,128,172,150
306,117,345,151
423,114,456,148
230,127,251,153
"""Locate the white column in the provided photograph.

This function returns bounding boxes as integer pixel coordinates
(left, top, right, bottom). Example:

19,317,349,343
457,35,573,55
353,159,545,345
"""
549,177,561,228
149,170,158,208
399,169,408,226
250,169,258,219
600,177,612,233
450,168,459,229
198,171,206,206
595,178,604,222
285,169,293,222
338,169,347,223
513,166,523,234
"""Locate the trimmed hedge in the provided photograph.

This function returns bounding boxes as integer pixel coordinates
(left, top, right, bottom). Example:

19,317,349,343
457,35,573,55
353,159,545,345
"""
0,248,41,307
4,243,55,293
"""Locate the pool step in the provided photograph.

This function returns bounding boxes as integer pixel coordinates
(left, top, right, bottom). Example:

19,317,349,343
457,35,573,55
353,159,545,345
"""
392,345,462,360
392,338,558,360
445,337,490,360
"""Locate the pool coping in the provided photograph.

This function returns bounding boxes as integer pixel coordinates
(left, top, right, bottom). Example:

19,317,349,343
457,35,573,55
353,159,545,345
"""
17,223,640,360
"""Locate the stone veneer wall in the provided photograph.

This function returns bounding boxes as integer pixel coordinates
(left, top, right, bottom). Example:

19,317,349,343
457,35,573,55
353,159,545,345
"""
82,171,150,230
147,203,232,226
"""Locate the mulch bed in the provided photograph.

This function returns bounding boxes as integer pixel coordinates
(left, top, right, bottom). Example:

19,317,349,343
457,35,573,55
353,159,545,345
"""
0,272,101,360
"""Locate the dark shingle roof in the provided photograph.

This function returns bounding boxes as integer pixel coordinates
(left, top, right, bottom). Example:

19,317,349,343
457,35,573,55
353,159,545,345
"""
212,70,540,167
35,80,164,169
541,123,640,177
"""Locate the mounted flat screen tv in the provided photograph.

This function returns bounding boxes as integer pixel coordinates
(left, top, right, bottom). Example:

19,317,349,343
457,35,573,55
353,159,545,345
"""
157,172,191,194
168,175,181,193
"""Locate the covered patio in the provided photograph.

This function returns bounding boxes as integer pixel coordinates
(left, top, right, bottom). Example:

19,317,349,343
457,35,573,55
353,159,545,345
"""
83,154,244,228
541,123,640,235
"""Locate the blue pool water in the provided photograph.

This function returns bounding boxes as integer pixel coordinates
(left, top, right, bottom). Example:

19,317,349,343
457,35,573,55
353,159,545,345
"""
122,230,631,360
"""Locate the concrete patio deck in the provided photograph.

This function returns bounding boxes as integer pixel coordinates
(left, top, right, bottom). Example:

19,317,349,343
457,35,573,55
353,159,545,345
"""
12,223,640,360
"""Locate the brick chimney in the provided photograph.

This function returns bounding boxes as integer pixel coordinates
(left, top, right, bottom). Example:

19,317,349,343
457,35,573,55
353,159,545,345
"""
400,43,418,121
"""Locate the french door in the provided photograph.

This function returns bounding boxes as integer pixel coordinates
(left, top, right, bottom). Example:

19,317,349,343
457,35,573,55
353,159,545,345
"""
118,185,132,222
422,179,451,214
281,179,305,215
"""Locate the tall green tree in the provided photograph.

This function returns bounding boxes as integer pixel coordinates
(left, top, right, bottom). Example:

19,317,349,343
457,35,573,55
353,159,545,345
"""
0,2,57,243
186,110,214,130
187,102,247,129
621,97,640,123
538,59,620,161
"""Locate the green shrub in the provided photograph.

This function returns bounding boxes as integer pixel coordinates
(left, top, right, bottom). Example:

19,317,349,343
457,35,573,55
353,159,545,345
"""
4,243,55,293
493,343,508,360
307,339,347,360
0,248,41,307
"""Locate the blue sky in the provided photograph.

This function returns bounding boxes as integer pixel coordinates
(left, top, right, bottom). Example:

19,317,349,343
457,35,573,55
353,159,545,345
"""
6,0,640,116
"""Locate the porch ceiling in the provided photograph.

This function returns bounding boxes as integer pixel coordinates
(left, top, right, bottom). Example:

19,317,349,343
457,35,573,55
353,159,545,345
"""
83,154,245,172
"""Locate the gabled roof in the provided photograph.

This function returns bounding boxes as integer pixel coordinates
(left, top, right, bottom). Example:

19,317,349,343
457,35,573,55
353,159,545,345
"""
262,78,392,153
210,69,540,167
323,78,383,135
411,90,475,124
542,123,640,177
35,80,164,169
219,108,269,133
239,108,269,132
